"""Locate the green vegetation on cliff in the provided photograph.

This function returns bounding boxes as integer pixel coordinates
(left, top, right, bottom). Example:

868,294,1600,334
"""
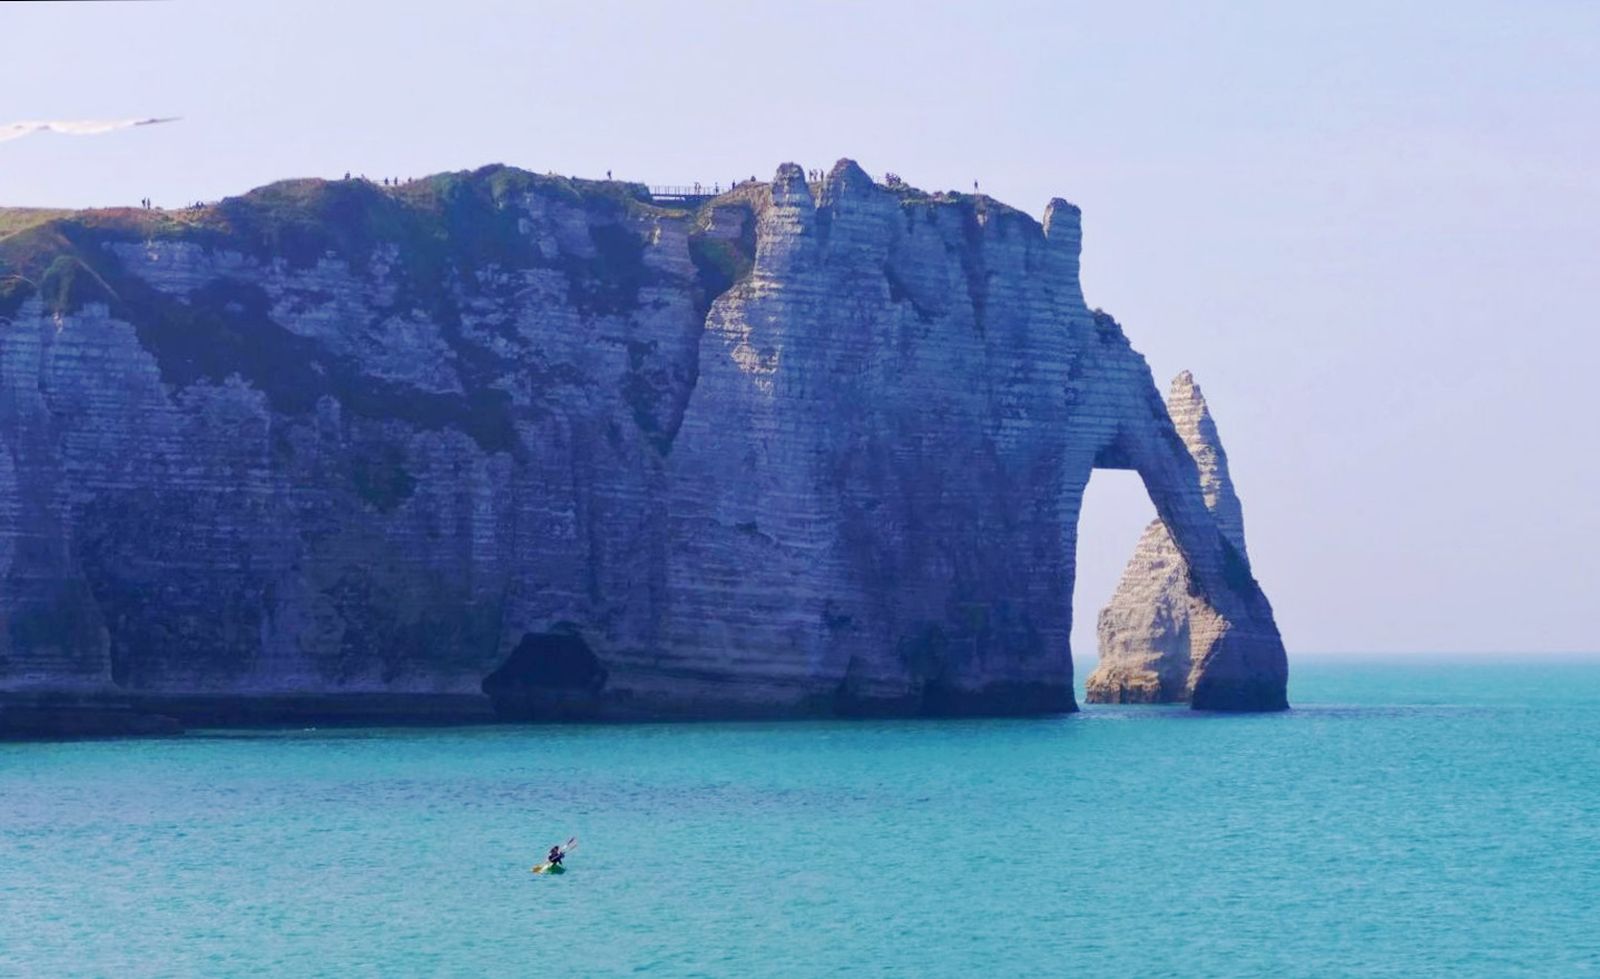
0,166,679,319
0,166,744,456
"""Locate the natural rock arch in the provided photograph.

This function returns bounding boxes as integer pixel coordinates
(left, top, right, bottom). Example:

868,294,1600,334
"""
1084,372,1286,708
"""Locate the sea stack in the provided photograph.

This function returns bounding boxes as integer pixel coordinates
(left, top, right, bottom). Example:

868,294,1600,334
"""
1086,371,1287,709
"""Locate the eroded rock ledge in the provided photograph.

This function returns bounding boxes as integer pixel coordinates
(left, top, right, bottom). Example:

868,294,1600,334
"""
0,160,1287,736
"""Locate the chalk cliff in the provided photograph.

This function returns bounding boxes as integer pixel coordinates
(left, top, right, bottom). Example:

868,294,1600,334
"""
0,159,1288,734
1086,371,1284,706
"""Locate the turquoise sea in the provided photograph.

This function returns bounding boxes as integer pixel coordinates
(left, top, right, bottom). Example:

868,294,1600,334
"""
3,658,1598,977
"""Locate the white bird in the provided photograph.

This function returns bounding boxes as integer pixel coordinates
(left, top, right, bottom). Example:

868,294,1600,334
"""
0,117,180,144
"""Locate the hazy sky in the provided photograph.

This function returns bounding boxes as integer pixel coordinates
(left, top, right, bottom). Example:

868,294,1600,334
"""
3,1,1596,655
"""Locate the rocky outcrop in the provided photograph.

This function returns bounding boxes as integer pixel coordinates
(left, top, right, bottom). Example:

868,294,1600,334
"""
1086,371,1286,708
0,160,1287,734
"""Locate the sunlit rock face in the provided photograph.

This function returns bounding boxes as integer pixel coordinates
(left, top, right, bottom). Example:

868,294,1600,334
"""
0,160,1287,729
1086,371,1287,708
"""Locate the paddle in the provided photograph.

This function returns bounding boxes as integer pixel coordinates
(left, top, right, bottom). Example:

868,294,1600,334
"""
531,836,579,873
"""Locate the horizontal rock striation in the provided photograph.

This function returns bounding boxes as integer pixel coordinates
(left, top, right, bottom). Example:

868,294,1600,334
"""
0,159,1287,734
1086,371,1287,708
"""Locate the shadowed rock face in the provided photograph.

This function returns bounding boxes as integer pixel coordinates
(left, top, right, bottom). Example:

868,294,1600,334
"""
1086,372,1288,709
0,160,1287,731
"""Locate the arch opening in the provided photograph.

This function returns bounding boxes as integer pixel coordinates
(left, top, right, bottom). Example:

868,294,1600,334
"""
1071,468,1162,695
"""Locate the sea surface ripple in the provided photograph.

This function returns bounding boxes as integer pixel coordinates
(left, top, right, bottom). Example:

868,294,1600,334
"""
3,658,1598,977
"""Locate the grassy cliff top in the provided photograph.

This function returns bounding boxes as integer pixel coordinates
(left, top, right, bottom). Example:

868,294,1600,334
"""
0,165,704,319
0,208,75,240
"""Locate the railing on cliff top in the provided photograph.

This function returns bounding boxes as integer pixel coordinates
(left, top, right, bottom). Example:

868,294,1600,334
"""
647,183,746,202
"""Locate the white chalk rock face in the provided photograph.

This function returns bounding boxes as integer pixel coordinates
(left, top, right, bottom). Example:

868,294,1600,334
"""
0,160,1287,734
1086,371,1284,706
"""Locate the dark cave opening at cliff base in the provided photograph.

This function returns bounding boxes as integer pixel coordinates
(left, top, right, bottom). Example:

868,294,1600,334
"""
1071,469,1159,692
481,631,610,721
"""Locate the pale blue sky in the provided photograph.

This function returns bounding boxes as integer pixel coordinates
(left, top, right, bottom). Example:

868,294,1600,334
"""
3,1,1596,654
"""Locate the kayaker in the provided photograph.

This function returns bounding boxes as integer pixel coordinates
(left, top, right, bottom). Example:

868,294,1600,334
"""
547,844,565,867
